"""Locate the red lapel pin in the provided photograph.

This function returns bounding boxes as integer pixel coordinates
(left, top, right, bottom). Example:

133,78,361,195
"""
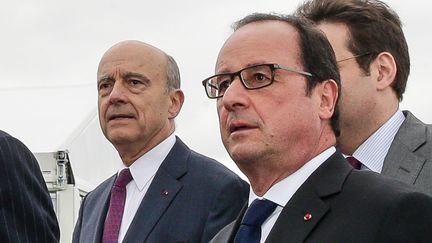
303,213,312,221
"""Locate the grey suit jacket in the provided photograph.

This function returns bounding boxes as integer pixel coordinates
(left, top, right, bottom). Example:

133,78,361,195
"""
211,151,432,243
73,137,249,243
0,130,60,243
382,111,432,195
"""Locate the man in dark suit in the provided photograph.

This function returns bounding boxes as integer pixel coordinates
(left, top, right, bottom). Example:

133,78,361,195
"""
296,0,432,195
201,13,432,242
0,130,60,243
72,40,248,243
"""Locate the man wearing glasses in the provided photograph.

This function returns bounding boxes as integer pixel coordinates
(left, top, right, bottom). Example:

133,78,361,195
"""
296,0,432,195
205,13,432,242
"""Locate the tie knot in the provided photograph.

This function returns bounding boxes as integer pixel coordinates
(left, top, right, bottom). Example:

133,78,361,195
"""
114,168,133,188
242,199,278,227
346,156,361,170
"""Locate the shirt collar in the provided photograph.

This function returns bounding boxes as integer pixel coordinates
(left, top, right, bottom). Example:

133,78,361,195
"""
119,134,176,191
248,146,336,207
353,110,405,173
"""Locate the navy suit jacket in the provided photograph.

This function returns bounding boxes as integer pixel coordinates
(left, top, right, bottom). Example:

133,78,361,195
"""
211,151,432,243
0,130,60,243
73,137,249,243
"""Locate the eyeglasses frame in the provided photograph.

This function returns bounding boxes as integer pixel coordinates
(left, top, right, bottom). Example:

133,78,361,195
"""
336,52,373,63
202,63,313,99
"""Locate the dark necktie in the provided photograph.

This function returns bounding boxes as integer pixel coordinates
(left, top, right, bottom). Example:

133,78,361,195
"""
234,199,278,243
346,156,362,170
102,168,133,243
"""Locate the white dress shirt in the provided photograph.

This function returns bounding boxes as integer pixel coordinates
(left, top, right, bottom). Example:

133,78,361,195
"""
247,147,336,243
351,110,405,172
116,134,176,243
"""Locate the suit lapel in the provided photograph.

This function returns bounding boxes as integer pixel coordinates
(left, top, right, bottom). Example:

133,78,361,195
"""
122,137,189,243
226,203,247,243
266,152,351,243
81,175,115,243
382,111,427,184
209,203,247,243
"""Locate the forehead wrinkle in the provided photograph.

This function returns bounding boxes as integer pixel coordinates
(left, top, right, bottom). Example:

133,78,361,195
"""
98,68,150,82
217,21,303,71
97,66,126,82
115,66,121,79
216,62,262,75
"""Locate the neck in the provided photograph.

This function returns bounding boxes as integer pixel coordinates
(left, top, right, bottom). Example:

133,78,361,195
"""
245,168,288,196
243,129,336,197
116,129,174,166
119,147,151,167
337,103,398,155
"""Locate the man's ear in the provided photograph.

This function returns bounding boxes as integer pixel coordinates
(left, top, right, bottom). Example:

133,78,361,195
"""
318,79,339,120
168,89,184,119
374,52,397,91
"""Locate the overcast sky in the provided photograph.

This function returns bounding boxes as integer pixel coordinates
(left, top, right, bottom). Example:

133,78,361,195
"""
1,0,431,176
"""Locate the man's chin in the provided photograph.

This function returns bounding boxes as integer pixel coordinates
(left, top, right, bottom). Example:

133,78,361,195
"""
107,131,135,145
228,146,259,164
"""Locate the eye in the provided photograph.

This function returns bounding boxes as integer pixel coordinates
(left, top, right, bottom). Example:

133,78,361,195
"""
218,79,231,92
242,65,273,88
98,81,112,90
251,72,271,82
129,79,143,85
97,80,113,96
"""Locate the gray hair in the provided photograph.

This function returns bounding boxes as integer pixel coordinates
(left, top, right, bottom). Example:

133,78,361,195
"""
165,55,181,91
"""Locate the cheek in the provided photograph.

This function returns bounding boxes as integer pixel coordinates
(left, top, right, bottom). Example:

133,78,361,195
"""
216,102,225,123
137,99,165,123
98,102,108,133
217,111,227,133
340,68,365,95
217,110,230,141
274,97,315,125
98,100,107,119
340,77,366,105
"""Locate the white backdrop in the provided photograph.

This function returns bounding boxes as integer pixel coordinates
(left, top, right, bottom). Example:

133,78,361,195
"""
1,0,430,177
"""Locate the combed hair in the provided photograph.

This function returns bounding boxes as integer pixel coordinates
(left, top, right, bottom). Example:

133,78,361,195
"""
295,0,410,101
233,13,341,136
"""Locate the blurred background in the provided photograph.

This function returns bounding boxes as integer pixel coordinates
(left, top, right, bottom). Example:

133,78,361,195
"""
1,1,430,242
0,0,430,192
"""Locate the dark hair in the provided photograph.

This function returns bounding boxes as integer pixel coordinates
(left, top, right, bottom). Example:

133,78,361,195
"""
233,13,341,136
166,54,181,91
295,0,410,101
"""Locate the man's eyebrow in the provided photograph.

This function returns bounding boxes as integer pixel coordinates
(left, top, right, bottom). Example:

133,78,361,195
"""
124,72,150,82
97,75,114,83
97,72,151,84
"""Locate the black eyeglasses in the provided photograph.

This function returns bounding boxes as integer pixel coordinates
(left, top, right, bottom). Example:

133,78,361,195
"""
202,63,313,99
337,52,373,63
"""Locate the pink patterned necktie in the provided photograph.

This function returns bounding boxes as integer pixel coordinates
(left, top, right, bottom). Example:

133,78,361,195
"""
102,168,133,243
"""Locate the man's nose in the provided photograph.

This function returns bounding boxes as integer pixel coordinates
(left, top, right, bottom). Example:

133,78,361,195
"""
220,76,249,110
108,81,128,104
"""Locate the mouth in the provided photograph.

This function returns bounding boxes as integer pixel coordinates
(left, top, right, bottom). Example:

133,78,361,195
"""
229,121,258,134
108,114,135,121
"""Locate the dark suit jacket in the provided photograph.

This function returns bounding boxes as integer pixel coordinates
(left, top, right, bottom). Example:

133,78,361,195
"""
73,137,249,243
0,130,60,243
211,151,432,243
382,111,432,195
